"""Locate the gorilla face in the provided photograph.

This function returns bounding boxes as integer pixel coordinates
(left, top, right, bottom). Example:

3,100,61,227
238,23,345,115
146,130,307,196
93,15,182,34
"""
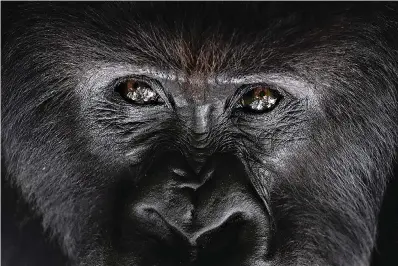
2,3,398,266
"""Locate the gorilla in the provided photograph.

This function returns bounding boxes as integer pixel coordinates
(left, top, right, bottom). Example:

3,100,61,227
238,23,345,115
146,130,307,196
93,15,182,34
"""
2,2,398,266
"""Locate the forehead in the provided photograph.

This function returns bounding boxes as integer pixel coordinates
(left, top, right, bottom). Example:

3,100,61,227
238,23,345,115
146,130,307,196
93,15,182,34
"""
8,2,373,94
51,2,354,77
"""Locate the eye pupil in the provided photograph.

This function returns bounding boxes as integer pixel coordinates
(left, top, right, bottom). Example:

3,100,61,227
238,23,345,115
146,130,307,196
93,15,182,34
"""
239,85,281,113
117,79,162,105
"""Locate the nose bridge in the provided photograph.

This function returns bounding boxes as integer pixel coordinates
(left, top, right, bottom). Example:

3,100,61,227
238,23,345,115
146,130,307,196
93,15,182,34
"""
187,104,215,174
176,98,225,174
192,104,212,134
128,152,270,261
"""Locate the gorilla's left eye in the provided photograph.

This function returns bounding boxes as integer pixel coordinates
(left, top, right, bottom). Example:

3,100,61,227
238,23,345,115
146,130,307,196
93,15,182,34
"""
238,85,282,113
116,79,164,105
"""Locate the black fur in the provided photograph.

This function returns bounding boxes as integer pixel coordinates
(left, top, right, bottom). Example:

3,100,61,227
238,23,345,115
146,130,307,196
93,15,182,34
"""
2,2,398,266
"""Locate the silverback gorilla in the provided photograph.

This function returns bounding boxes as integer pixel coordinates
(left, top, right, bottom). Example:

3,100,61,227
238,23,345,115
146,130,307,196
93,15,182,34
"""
2,2,398,266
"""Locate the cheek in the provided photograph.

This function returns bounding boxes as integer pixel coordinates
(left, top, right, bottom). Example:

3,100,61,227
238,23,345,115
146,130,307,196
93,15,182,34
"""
76,95,177,167
231,99,311,153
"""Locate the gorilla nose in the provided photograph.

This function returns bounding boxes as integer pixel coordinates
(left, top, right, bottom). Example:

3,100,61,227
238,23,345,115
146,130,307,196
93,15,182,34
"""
131,206,265,265
132,206,258,257
194,212,250,251
124,152,269,264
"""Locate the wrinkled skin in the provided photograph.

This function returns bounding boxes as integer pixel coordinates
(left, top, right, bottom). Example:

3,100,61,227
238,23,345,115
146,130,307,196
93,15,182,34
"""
1,2,398,266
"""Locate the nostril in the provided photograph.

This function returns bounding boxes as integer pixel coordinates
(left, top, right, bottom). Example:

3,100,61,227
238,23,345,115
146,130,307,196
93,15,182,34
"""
131,206,190,245
196,212,246,250
131,207,170,239
127,206,194,264
195,212,261,264
128,206,266,265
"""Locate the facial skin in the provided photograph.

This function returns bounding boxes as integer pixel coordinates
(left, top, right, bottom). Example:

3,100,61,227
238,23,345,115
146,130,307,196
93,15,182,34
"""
2,2,398,266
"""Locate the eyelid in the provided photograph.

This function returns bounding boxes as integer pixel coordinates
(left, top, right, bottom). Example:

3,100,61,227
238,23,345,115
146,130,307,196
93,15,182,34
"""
238,83,288,99
113,75,156,91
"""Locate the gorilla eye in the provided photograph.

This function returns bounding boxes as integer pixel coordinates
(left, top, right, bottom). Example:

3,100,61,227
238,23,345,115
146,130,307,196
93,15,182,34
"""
239,85,282,113
117,79,163,105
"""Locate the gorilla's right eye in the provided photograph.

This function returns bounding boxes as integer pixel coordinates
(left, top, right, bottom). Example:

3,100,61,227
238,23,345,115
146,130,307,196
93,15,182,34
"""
116,79,164,105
